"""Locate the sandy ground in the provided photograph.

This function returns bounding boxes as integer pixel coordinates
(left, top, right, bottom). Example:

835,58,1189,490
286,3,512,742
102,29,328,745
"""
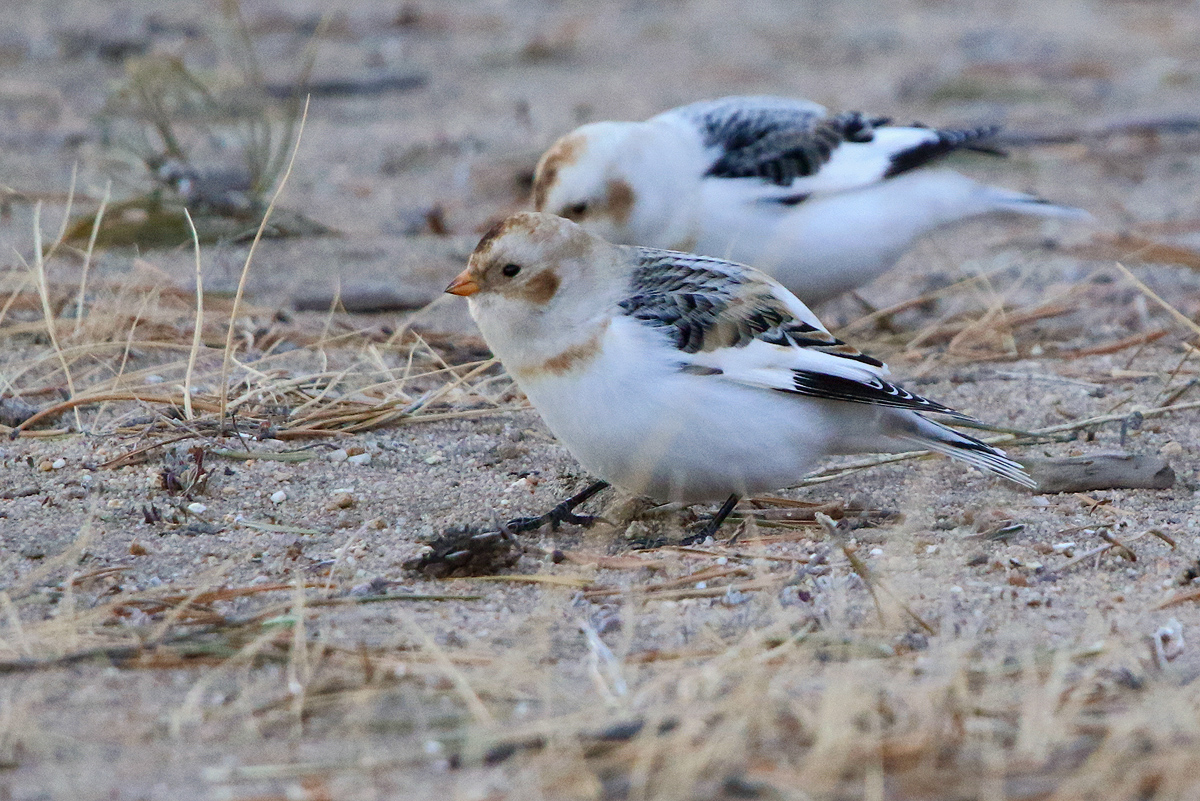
4,1,1200,799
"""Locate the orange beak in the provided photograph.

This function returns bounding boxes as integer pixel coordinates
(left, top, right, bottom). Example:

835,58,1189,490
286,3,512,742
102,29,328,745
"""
444,269,480,297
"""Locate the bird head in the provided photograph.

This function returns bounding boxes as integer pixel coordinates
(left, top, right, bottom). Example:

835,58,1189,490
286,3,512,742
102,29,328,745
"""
531,121,645,244
446,212,622,368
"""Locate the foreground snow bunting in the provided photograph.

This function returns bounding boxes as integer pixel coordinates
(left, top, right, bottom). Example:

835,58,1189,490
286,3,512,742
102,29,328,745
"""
445,212,1033,532
533,96,1088,303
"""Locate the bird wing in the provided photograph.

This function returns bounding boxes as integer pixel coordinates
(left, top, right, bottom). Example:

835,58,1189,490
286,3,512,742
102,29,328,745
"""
620,247,975,420
670,95,1000,198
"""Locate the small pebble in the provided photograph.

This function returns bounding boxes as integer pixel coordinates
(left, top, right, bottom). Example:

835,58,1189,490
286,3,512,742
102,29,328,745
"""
424,453,445,465
1052,542,1075,554
327,448,349,462
347,452,372,466
51,458,66,469
187,502,207,514
326,490,355,510
270,490,287,504
722,587,748,605
869,547,884,557
715,556,728,566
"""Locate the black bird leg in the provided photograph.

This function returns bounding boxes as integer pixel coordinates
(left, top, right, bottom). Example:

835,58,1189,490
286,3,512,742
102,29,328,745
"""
504,480,611,533
680,494,740,545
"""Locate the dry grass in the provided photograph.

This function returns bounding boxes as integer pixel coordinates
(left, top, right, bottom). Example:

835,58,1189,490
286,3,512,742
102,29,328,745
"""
0,196,518,447
6,188,1200,799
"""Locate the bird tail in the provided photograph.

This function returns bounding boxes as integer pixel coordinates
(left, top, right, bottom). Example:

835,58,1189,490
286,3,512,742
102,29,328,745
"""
976,184,1092,221
900,415,1037,488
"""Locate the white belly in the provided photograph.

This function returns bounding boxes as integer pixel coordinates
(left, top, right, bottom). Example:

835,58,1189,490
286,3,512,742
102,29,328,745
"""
694,170,1003,303
516,321,846,503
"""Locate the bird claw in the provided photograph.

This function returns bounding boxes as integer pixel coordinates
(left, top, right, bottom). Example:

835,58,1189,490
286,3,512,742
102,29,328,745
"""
502,481,611,533
679,521,720,547
678,494,740,546
503,509,598,533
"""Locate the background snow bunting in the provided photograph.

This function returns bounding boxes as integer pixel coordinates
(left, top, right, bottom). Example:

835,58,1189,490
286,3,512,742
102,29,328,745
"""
533,96,1089,304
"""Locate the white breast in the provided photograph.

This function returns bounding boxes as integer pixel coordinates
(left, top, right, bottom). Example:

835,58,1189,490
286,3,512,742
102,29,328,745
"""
515,317,848,503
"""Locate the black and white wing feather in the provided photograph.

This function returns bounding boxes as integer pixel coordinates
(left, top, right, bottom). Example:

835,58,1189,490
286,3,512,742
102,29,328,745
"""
665,95,1001,199
619,247,974,421
617,246,1035,487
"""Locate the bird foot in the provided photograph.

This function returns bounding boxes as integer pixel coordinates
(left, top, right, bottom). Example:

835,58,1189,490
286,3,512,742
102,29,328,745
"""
502,480,610,533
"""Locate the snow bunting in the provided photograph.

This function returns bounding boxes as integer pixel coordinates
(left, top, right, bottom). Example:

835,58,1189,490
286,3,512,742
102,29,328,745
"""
445,212,1033,530
533,96,1088,303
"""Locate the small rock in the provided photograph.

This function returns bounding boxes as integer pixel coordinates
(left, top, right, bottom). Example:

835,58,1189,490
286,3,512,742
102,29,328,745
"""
495,442,527,461
270,490,287,504
424,453,445,465
327,448,349,463
51,458,66,469
348,452,372,466
187,502,207,514
1153,618,1185,666
326,490,355,510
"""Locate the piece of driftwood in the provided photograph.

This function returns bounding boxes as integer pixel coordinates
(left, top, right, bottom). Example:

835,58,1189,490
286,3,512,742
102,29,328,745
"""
292,285,436,313
263,70,428,99
1020,453,1175,493
998,115,1200,146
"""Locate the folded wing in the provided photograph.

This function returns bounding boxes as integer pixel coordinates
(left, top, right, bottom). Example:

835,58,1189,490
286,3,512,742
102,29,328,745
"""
670,95,1002,200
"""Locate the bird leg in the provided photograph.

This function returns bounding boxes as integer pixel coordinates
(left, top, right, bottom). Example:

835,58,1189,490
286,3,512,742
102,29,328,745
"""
680,494,740,545
504,480,611,533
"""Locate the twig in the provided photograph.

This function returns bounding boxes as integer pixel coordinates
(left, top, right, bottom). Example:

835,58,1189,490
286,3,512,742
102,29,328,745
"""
30,199,81,432
182,208,203,420
1060,328,1170,359
1112,261,1200,340
817,513,934,634
220,96,310,423
73,180,110,334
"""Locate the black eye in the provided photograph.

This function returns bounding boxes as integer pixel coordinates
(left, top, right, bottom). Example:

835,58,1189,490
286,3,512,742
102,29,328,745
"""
501,263,522,278
564,202,588,219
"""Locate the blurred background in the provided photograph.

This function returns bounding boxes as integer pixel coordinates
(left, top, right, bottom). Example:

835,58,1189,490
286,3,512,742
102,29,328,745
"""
1,0,1198,316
